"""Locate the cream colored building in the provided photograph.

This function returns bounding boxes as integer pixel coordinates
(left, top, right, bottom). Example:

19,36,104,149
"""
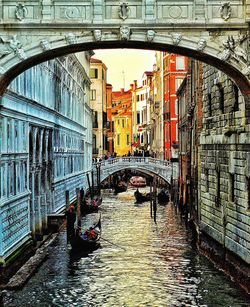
90,58,108,158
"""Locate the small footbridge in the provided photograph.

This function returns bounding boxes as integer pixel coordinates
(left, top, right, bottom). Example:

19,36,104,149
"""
93,157,173,184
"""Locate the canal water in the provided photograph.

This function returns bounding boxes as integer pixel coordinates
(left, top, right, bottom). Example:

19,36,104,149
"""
4,189,250,307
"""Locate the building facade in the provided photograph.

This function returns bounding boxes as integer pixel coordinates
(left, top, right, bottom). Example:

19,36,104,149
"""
132,72,153,155
0,52,92,264
90,58,108,159
178,59,250,286
163,53,188,160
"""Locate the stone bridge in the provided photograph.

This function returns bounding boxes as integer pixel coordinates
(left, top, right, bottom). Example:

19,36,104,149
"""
93,157,172,184
0,0,249,117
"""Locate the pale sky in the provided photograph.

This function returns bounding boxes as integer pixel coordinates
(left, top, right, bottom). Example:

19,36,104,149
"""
93,49,156,91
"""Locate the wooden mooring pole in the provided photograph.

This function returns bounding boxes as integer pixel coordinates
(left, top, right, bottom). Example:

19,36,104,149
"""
153,176,157,224
150,182,153,218
76,188,81,228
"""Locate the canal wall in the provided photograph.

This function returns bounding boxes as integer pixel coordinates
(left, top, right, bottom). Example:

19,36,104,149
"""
198,65,250,292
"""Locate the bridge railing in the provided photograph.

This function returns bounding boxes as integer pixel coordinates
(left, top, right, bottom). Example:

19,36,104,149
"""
93,157,171,168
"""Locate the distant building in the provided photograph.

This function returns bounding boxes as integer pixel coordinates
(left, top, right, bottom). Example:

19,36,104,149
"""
131,72,153,155
106,83,113,155
112,88,132,156
150,52,164,159
90,58,109,158
163,53,188,160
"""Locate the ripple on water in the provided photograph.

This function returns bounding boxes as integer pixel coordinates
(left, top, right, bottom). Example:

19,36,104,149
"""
4,191,250,307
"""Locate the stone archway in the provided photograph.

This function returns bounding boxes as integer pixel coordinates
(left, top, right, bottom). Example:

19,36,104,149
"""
0,0,249,104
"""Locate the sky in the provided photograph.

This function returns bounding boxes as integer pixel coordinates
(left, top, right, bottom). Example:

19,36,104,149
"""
93,49,156,91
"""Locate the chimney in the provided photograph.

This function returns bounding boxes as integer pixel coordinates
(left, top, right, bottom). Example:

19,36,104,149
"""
134,80,137,89
121,88,125,94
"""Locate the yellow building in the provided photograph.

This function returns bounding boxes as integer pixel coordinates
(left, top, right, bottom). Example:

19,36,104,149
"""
114,109,132,156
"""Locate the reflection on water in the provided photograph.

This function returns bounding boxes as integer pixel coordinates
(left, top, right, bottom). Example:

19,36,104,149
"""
4,189,250,306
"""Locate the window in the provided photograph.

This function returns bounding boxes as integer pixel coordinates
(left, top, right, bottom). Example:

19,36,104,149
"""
117,119,120,126
208,93,212,117
90,68,98,79
216,168,220,205
137,112,140,124
205,168,209,192
175,78,183,91
229,173,235,202
176,56,185,70
233,84,239,112
122,119,125,128
90,89,96,100
175,99,178,115
117,134,120,146
126,134,130,146
141,134,143,144
217,84,224,113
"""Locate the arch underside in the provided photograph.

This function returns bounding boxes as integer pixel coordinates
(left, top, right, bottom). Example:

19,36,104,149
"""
99,166,172,185
0,29,249,97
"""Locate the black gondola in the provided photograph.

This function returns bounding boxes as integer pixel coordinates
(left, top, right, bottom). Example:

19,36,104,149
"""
70,218,101,250
114,181,127,194
134,189,152,203
81,196,102,214
157,189,170,205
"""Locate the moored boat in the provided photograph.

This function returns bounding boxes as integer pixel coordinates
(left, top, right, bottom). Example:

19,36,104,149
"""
134,189,152,203
114,181,127,194
157,189,170,205
70,218,101,250
130,176,147,187
81,196,102,214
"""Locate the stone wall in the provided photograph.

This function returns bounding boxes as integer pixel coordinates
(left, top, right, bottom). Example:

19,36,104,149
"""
200,65,250,264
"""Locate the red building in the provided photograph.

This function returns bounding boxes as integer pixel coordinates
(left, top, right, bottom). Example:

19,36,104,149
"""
163,53,188,160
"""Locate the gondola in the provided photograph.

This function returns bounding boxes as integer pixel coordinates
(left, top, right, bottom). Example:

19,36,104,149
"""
134,189,152,203
157,189,170,205
81,196,102,214
114,181,127,194
70,217,101,250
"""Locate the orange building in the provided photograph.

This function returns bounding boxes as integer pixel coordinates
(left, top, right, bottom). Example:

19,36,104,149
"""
163,53,188,160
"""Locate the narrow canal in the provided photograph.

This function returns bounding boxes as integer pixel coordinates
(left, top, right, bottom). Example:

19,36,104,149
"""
4,189,250,306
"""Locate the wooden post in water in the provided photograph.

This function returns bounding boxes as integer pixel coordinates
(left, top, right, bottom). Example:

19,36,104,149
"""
87,173,92,197
150,182,153,218
65,190,70,243
153,176,157,223
91,170,94,197
76,188,81,228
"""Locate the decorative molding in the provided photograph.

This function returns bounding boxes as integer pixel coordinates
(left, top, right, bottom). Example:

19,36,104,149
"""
65,33,76,44
93,29,102,41
197,38,207,51
15,3,28,21
220,35,248,63
120,26,131,40
118,3,129,20
219,2,232,21
146,30,155,42
171,33,182,45
40,39,51,51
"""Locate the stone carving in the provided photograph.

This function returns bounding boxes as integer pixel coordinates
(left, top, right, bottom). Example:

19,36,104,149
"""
169,6,182,19
220,35,248,63
15,3,28,21
40,39,51,51
7,35,26,59
171,33,182,45
15,48,26,60
0,38,12,58
197,38,207,51
118,3,129,20
219,2,232,21
147,30,155,42
65,7,80,19
66,33,76,44
120,26,131,40
242,65,250,78
93,30,102,41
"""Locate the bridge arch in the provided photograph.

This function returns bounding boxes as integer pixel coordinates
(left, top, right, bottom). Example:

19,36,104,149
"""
0,33,249,98
93,157,173,184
